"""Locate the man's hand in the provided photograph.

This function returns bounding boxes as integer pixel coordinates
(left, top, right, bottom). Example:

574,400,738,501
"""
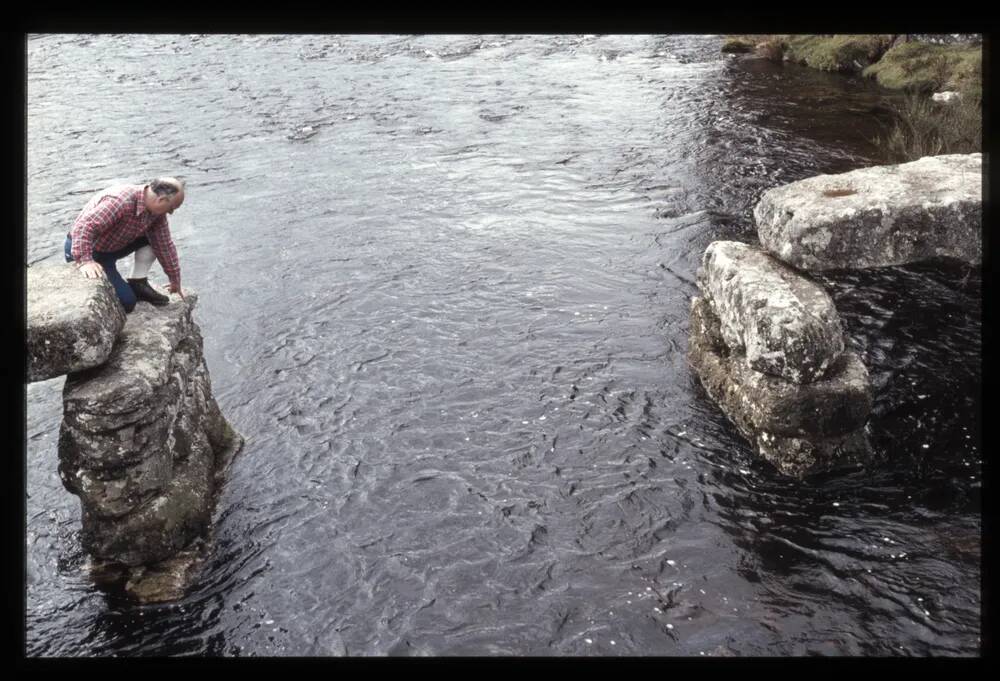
167,282,185,299
78,261,105,279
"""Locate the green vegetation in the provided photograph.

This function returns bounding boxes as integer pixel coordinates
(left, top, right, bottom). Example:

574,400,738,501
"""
724,34,786,59
874,89,982,162
862,41,982,92
782,35,895,72
721,35,982,92
723,35,895,71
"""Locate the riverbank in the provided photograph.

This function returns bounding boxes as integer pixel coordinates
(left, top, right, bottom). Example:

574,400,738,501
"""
722,35,982,162
721,35,981,93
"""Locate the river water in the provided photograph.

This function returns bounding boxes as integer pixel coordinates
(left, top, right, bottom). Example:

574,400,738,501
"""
25,34,981,657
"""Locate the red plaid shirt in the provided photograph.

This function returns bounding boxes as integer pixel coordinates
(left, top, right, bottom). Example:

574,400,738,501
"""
70,184,181,288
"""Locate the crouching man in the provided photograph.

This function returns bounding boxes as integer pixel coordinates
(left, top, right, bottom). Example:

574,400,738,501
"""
64,177,186,312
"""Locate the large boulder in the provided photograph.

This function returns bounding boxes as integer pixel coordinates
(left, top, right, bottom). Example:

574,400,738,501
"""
26,263,126,382
698,241,845,384
754,154,982,271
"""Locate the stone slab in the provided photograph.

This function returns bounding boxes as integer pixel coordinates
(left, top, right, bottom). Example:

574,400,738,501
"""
754,153,982,271
27,263,126,382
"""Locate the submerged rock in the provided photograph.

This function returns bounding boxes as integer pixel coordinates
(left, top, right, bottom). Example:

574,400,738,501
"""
698,241,845,384
756,429,873,479
86,543,207,603
26,263,126,382
754,154,982,271
123,545,206,603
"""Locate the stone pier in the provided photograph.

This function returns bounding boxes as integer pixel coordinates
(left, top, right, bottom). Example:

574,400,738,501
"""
688,154,981,477
688,242,873,477
28,263,243,602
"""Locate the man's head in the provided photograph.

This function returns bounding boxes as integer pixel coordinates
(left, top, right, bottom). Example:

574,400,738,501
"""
144,177,186,216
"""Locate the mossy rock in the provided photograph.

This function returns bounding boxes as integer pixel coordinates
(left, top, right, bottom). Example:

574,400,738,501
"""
721,38,755,54
784,35,895,73
863,41,982,92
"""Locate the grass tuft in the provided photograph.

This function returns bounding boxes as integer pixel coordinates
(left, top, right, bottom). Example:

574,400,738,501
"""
873,87,982,162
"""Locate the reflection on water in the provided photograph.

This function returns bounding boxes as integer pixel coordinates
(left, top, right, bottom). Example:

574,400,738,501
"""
26,35,979,656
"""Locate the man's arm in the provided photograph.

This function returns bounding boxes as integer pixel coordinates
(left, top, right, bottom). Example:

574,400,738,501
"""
146,216,182,296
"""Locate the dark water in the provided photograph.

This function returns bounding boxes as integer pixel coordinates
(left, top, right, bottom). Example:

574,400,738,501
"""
25,35,980,657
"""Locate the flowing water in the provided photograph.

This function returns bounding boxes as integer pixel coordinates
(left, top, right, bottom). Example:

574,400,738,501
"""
25,34,981,657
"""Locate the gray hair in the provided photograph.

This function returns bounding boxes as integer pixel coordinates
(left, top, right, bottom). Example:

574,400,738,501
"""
149,177,186,197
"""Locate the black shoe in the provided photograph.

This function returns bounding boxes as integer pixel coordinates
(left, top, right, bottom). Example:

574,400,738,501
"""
128,277,170,306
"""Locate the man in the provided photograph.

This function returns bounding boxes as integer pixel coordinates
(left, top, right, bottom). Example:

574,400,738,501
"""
64,177,185,313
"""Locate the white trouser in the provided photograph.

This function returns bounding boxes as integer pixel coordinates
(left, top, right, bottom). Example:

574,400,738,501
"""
130,244,157,279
